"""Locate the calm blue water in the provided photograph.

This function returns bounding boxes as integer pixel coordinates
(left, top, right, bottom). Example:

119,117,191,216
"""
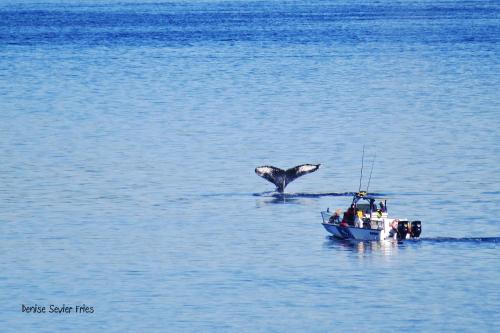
1,0,500,331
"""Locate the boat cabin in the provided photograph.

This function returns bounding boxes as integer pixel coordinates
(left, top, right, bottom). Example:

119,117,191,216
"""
351,192,388,219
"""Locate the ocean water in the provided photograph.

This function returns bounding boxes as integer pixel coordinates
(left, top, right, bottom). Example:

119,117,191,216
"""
1,0,499,331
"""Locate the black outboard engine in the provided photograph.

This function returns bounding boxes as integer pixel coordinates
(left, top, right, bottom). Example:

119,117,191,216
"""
397,220,409,241
410,221,422,238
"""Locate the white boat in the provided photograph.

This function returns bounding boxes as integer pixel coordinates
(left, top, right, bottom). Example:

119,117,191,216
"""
321,192,422,241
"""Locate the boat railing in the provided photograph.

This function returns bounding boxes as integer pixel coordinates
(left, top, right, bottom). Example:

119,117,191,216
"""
320,211,332,224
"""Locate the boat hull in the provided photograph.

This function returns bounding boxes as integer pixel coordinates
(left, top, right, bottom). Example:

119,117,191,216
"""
322,223,383,241
321,211,395,241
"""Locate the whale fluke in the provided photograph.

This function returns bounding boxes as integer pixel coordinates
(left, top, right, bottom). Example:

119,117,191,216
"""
255,164,320,193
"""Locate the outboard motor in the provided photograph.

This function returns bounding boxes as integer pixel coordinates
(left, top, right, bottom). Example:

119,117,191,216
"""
410,221,422,238
397,220,409,241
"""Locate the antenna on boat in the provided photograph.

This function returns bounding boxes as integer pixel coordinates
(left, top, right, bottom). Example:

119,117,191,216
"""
366,153,376,193
358,145,365,192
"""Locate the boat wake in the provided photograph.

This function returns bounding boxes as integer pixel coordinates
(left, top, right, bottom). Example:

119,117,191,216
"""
419,237,500,244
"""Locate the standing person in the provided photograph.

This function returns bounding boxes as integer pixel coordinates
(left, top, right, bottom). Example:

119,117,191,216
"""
355,209,364,228
343,204,355,226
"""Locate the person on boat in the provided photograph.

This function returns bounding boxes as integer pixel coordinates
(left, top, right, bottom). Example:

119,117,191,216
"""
355,209,364,228
329,209,342,224
339,220,349,228
389,219,399,238
342,204,355,226
379,201,386,212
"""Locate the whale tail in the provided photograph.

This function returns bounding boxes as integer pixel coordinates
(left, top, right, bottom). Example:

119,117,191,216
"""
255,164,321,192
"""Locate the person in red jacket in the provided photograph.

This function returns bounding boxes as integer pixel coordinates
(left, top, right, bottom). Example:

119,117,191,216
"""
342,204,355,226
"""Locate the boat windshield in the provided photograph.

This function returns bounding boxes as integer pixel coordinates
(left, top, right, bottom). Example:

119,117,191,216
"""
351,193,387,216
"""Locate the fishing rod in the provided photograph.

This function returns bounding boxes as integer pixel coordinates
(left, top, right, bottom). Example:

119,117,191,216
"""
358,145,365,192
366,153,376,193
